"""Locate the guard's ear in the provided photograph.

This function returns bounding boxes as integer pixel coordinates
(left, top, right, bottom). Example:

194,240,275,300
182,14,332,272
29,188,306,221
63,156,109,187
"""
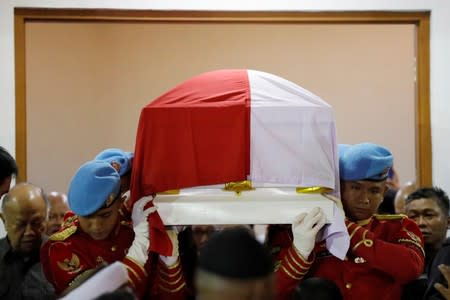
383,184,389,195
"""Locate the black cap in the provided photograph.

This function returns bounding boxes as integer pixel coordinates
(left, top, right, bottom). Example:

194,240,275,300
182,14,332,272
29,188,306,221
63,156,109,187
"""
198,227,273,279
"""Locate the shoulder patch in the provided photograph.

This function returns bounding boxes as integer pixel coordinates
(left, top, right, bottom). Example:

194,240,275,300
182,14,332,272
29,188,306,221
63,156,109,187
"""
56,253,82,273
374,214,407,221
50,225,77,241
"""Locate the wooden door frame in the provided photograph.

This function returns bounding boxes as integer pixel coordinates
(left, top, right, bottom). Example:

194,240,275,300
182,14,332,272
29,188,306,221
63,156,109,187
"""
14,9,431,186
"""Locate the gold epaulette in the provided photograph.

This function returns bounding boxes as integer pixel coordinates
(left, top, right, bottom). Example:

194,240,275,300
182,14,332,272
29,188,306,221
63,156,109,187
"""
373,214,407,221
60,215,77,228
49,225,77,241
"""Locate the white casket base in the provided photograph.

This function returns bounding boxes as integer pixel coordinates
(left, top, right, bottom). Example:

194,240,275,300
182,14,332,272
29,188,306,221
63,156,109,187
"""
154,188,335,225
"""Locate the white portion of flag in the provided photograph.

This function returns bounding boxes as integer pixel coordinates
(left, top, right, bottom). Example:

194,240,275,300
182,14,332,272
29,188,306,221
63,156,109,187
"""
247,70,339,193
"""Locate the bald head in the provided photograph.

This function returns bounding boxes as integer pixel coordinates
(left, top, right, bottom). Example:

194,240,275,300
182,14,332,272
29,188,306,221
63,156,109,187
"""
46,191,70,235
2,183,46,211
1,183,47,254
394,181,417,214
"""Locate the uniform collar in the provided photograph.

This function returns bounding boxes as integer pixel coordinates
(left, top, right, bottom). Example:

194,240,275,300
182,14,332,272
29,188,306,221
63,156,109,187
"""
356,216,373,226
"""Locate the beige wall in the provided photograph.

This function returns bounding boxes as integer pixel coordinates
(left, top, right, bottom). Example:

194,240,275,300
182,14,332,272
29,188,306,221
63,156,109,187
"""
25,22,415,193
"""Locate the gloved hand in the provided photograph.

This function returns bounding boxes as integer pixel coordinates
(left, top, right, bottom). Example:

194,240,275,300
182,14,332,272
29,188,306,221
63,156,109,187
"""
292,207,327,260
159,226,181,267
126,195,157,265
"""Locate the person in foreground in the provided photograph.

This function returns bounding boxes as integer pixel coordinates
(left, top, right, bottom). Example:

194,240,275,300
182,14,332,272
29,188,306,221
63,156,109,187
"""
272,142,425,300
0,183,55,299
196,226,274,300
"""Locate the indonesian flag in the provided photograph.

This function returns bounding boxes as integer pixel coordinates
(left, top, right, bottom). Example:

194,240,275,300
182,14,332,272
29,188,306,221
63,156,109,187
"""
130,69,339,256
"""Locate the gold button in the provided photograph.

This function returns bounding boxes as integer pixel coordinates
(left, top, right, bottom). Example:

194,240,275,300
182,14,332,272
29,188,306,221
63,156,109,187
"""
346,283,352,289
111,245,117,252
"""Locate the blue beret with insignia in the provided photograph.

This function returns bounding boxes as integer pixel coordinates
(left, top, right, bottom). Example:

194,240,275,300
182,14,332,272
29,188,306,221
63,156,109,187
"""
339,143,393,181
95,148,134,176
68,160,120,216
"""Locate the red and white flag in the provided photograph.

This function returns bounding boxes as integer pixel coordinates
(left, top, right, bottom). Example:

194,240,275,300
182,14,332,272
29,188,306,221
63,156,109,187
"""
130,69,339,256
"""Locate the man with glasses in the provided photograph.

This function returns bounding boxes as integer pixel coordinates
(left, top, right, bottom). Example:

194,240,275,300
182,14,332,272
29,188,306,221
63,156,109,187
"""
0,182,55,299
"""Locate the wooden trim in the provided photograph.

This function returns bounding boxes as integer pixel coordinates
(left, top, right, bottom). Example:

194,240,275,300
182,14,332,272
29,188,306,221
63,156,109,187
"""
14,9,428,23
415,13,431,186
13,9,432,184
14,13,27,183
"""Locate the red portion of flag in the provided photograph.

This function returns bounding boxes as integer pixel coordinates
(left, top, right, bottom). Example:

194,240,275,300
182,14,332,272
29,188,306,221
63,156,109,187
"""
130,69,251,255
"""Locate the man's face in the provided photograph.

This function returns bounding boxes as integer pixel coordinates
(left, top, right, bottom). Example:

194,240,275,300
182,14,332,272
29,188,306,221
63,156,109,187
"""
2,194,46,254
47,196,70,235
341,180,387,221
0,176,12,197
405,198,450,249
78,200,120,240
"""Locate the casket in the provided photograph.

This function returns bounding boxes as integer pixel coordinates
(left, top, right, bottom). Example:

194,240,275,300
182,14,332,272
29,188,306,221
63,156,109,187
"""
154,184,335,225
131,69,340,253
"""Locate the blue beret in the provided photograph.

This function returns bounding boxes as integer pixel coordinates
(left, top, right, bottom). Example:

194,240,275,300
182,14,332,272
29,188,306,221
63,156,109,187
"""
95,148,134,176
339,143,393,181
68,160,120,216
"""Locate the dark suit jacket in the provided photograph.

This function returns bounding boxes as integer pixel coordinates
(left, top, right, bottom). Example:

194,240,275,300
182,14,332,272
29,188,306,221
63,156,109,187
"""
0,237,55,300
424,237,450,300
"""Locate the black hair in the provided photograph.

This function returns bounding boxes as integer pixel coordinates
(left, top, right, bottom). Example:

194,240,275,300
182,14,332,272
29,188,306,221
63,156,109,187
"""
378,188,397,214
0,146,18,184
406,187,450,216
198,227,273,279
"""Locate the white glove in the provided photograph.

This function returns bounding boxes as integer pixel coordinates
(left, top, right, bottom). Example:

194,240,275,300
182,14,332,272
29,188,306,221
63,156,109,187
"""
126,195,157,265
131,195,155,225
292,207,327,260
159,226,180,267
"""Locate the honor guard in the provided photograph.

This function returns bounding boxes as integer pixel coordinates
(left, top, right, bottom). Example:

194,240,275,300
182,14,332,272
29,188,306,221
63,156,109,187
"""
41,160,187,299
272,143,425,300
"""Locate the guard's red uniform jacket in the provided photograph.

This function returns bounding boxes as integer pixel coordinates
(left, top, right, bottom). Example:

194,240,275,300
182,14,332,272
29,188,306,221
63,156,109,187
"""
272,215,425,300
40,209,187,299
